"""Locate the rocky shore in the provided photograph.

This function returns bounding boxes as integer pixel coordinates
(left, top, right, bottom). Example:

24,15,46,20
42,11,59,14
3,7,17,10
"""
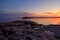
0,20,60,40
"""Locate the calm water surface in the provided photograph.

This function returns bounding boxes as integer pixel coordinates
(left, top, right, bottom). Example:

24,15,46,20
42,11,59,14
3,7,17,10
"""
24,18,60,25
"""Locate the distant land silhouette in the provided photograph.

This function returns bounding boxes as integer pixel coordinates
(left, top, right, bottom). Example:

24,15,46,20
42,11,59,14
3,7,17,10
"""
22,17,60,19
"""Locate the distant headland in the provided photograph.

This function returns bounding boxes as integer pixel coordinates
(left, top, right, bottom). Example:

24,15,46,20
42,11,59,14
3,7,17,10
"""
22,17,60,19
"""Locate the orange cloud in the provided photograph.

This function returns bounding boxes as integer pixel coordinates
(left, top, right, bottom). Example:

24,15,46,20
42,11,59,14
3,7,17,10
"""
35,12,60,17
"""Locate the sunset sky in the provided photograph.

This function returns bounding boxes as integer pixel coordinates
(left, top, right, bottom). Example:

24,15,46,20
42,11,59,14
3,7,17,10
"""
0,0,60,17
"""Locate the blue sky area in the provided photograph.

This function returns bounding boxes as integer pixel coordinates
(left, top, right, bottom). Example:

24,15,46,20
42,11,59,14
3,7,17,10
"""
0,0,60,13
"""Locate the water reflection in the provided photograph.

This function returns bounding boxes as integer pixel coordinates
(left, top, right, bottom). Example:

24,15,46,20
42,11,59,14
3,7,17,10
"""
24,18,60,25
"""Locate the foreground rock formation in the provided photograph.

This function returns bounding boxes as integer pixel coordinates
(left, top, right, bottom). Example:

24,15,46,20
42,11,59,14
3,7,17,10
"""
0,20,60,40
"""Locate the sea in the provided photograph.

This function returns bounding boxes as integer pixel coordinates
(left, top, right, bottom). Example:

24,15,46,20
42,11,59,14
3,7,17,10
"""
0,18,60,25
23,18,60,25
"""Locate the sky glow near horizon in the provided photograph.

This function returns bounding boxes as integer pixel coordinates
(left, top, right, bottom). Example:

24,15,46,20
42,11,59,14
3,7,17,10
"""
0,0,60,14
